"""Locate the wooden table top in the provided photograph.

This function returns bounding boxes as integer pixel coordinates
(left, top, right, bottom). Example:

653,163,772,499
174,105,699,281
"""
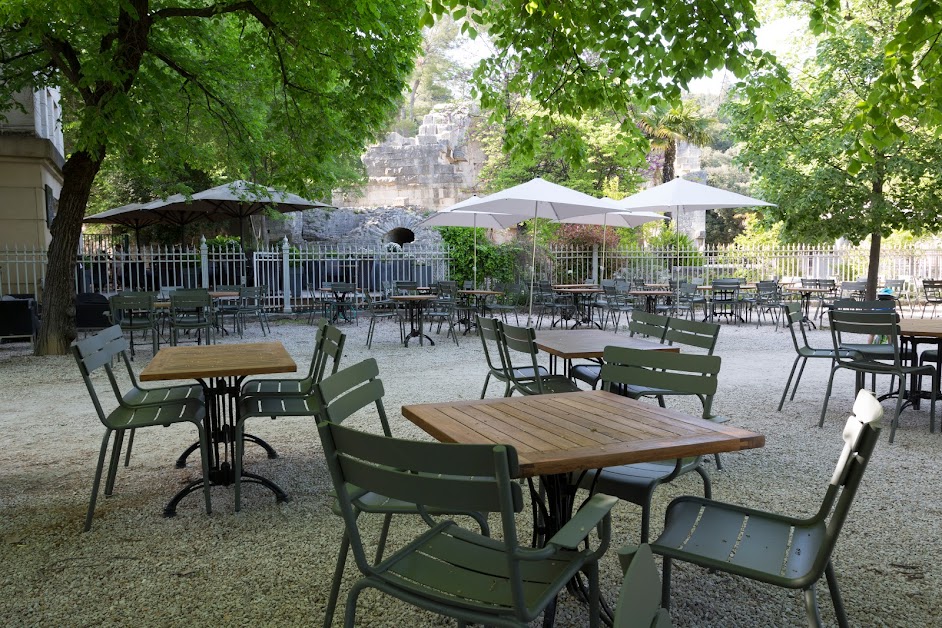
140,342,296,381
458,289,503,296
628,289,672,296
899,318,942,338
402,390,765,477
554,287,603,294
535,329,679,360
552,283,599,289
390,294,438,302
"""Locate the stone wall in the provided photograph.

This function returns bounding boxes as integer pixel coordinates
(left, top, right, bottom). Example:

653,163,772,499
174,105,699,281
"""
264,206,441,247
336,104,485,210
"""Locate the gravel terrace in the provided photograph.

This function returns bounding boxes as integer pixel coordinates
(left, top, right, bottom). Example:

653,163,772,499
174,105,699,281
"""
0,310,938,627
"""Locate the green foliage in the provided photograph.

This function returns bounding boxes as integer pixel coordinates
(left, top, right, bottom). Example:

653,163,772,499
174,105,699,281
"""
438,227,521,286
477,110,647,197
726,7,942,245
807,0,942,160
205,235,241,248
637,100,714,183
427,0,763,166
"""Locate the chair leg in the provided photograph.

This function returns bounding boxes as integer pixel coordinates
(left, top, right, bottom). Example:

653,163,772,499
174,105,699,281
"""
104,429,126,496
234,419,246,511
480,371,492,399
803,584,824,628
324,532,351,628
84,429,113,532
824,560,850,628
123,428,135,467
374,513,393,564
661,556,672,610
889,376,906,443
779,355,803,411
818,366,840,427
790,357,810,402
695,464,713,499
587,561,601,628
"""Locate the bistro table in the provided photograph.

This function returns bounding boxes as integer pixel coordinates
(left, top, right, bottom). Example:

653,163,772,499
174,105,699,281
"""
140,341,297,515
535,328,678,375
458,289,503,334
787,285,835,328
628,289,672,313
553,286,604,329
899,318,942,409
390,294,438,346
402,390,764,554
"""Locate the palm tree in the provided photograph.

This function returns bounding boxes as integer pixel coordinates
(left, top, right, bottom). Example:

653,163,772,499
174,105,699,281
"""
639,101,712,183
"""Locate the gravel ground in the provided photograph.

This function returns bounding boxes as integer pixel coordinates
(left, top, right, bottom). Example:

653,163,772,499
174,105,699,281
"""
0,311,939,627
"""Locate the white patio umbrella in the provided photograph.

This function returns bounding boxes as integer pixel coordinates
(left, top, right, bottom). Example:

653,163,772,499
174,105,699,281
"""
417,201,522,289
432,179,623,322
618,178,774,277
558,209,668,281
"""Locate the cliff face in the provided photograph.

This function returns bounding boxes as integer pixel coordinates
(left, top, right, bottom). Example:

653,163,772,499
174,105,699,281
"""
266,105,484,246
337,104,485,211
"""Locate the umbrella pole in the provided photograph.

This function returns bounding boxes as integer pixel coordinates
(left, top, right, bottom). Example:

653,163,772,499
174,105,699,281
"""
473,214,478,290
528,209,538,326
601,214,608,284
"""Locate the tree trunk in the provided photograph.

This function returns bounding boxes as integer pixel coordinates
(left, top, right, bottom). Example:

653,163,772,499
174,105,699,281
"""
867,231,880,301
662,140,676,183
35,148,106,355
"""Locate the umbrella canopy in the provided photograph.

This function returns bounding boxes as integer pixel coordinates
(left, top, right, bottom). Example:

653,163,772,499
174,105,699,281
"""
618,178,774,277
617,178,774,212
433,180,622,321
558,210,667,228
449,178,620,220
83,202,207,250
145,180,333,245
418,204,522,288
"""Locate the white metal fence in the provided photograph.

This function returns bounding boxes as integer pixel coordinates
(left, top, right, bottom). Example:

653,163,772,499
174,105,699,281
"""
1,238,451,312
530,243,942,287
4,239,941,312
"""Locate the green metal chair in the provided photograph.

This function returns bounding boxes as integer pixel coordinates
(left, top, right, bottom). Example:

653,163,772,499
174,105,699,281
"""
234,285,271,337
363,291,404,349
109,292,159,358
72,325,211,531
819,309,935,443
652,390,883,628
613,544,673,628
240,319,344,399
497,320,581,395
570,310,670,390
779,304,855,412
476,315,547,398
579,346,719,543
168,289,214,346
663,316,720,354
317,402,618,627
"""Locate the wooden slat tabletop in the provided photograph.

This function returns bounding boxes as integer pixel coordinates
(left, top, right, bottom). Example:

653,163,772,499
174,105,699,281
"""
535,329,678,360
899,318,942,338
402,390,764,477
140,341,296,381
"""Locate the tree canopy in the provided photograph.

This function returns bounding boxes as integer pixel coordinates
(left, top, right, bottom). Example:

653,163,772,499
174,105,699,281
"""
0,1,423,353
727,0,942,296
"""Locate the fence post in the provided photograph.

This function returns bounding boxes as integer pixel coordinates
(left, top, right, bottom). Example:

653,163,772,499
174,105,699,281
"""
282,237,292,313
200,236,210,288
591,244,599,283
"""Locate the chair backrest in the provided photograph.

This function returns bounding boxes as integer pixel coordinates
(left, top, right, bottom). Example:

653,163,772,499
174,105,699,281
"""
828,310,902,366
628,311,669,342
170,290,211,317
315,417,523,597
614,544,672,628
600,346,720,418
839,281,867,299
312,357,391,435
476,315,509,377
496,321,545,393
239,285,264,304
109,293,156,327
302,322,345,387
832,299,895,312
71,325,135,421
817,390,882,557
782,304,812,352
922,279,942,300
883,279,905,293
664,317,720,355
393,280,418,295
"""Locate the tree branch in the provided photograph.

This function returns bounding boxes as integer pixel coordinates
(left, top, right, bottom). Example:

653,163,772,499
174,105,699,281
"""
153,1,294,44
